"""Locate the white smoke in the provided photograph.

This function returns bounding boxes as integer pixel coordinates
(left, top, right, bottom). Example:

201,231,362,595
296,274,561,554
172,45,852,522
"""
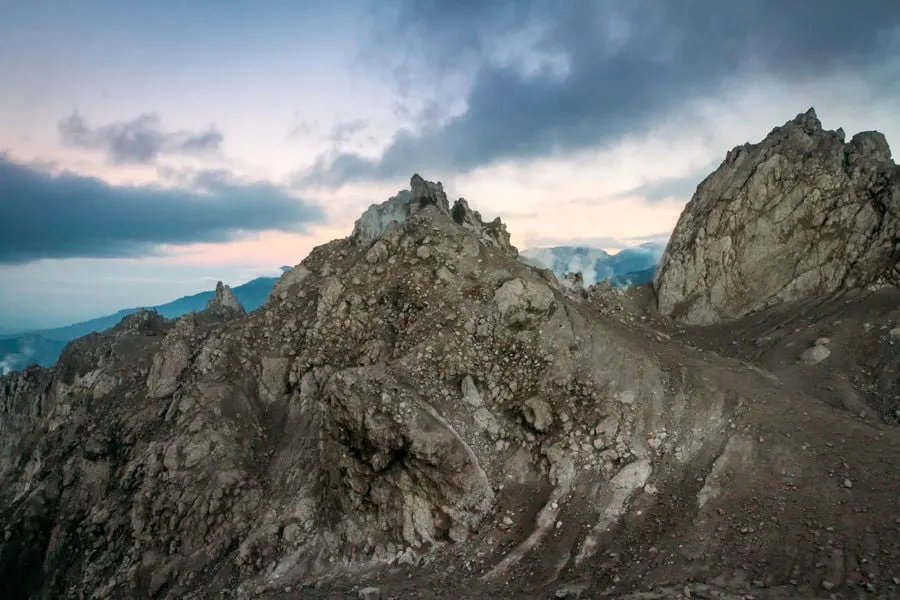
19,337,35,359
0,337,38,375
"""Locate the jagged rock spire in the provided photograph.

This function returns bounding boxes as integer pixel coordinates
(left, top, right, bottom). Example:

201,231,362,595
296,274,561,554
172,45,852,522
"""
207,281,245,315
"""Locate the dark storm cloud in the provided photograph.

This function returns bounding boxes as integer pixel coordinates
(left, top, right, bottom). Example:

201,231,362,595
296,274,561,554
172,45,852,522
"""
0,155,324,264
301,0,900,186
58,112,223,165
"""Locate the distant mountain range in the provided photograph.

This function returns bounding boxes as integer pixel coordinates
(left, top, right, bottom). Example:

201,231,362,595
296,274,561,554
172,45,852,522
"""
0,275,281,374
0,246,667,375
519,242,665,286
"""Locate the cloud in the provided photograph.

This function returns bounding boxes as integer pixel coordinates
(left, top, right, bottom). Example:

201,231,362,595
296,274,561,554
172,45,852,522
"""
0,156,324,264
521,235,625,250
302,0,900,186
288,119,371,151
626,171,713,204
287,120,314,141
58,112,223,165
623,231,673,247
328,119,369,144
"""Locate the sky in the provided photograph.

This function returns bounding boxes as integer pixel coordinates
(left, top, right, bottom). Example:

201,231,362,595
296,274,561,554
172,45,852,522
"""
1,0,899,331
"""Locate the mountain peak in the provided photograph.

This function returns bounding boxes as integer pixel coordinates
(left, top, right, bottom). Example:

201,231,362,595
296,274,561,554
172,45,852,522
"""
410,173,451,212
351,174,516,255
792,106,820,131
655,109,899,324
3,130,900,598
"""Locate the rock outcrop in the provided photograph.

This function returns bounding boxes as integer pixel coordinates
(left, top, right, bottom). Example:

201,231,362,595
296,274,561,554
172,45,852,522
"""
204,281,246,319
353,173,515,255
655,108,900,324
2,174,900,600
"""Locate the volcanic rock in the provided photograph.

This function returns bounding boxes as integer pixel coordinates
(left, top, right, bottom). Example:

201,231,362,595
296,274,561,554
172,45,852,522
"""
210,281,245,315
2,170,900,600
655,107,900,324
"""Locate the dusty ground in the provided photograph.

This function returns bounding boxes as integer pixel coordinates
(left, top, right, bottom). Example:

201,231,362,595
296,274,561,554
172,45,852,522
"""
605,284,900,426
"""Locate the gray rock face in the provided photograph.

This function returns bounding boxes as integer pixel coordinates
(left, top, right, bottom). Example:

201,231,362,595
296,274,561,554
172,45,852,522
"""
146,315,196,399
351,174,448,246
0,176,741,598
655,108,900,324
2,173,900,599
449,196,517,255
271,264,312,300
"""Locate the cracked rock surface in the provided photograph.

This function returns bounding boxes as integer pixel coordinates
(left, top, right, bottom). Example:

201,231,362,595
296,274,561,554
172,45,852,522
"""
655,108,900,325
1,163,900,599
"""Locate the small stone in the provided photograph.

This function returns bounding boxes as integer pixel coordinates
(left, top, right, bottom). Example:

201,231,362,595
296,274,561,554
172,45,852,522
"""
842,478,853,489
554,583,588,598
594,416,619,440
460,375,483,407
692,584,712,599
365,241,389,264
473,408,500,436
616,390,636,405
358,586,381,600
522,396,553,432
800,344,831,364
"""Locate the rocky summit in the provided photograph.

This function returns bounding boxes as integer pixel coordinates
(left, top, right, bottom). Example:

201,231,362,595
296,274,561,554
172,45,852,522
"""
2,113,900,600
655,108,900,325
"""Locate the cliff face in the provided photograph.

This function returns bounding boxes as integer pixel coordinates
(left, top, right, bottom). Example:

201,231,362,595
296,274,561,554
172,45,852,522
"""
2,171,900,600
655,108,900,325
